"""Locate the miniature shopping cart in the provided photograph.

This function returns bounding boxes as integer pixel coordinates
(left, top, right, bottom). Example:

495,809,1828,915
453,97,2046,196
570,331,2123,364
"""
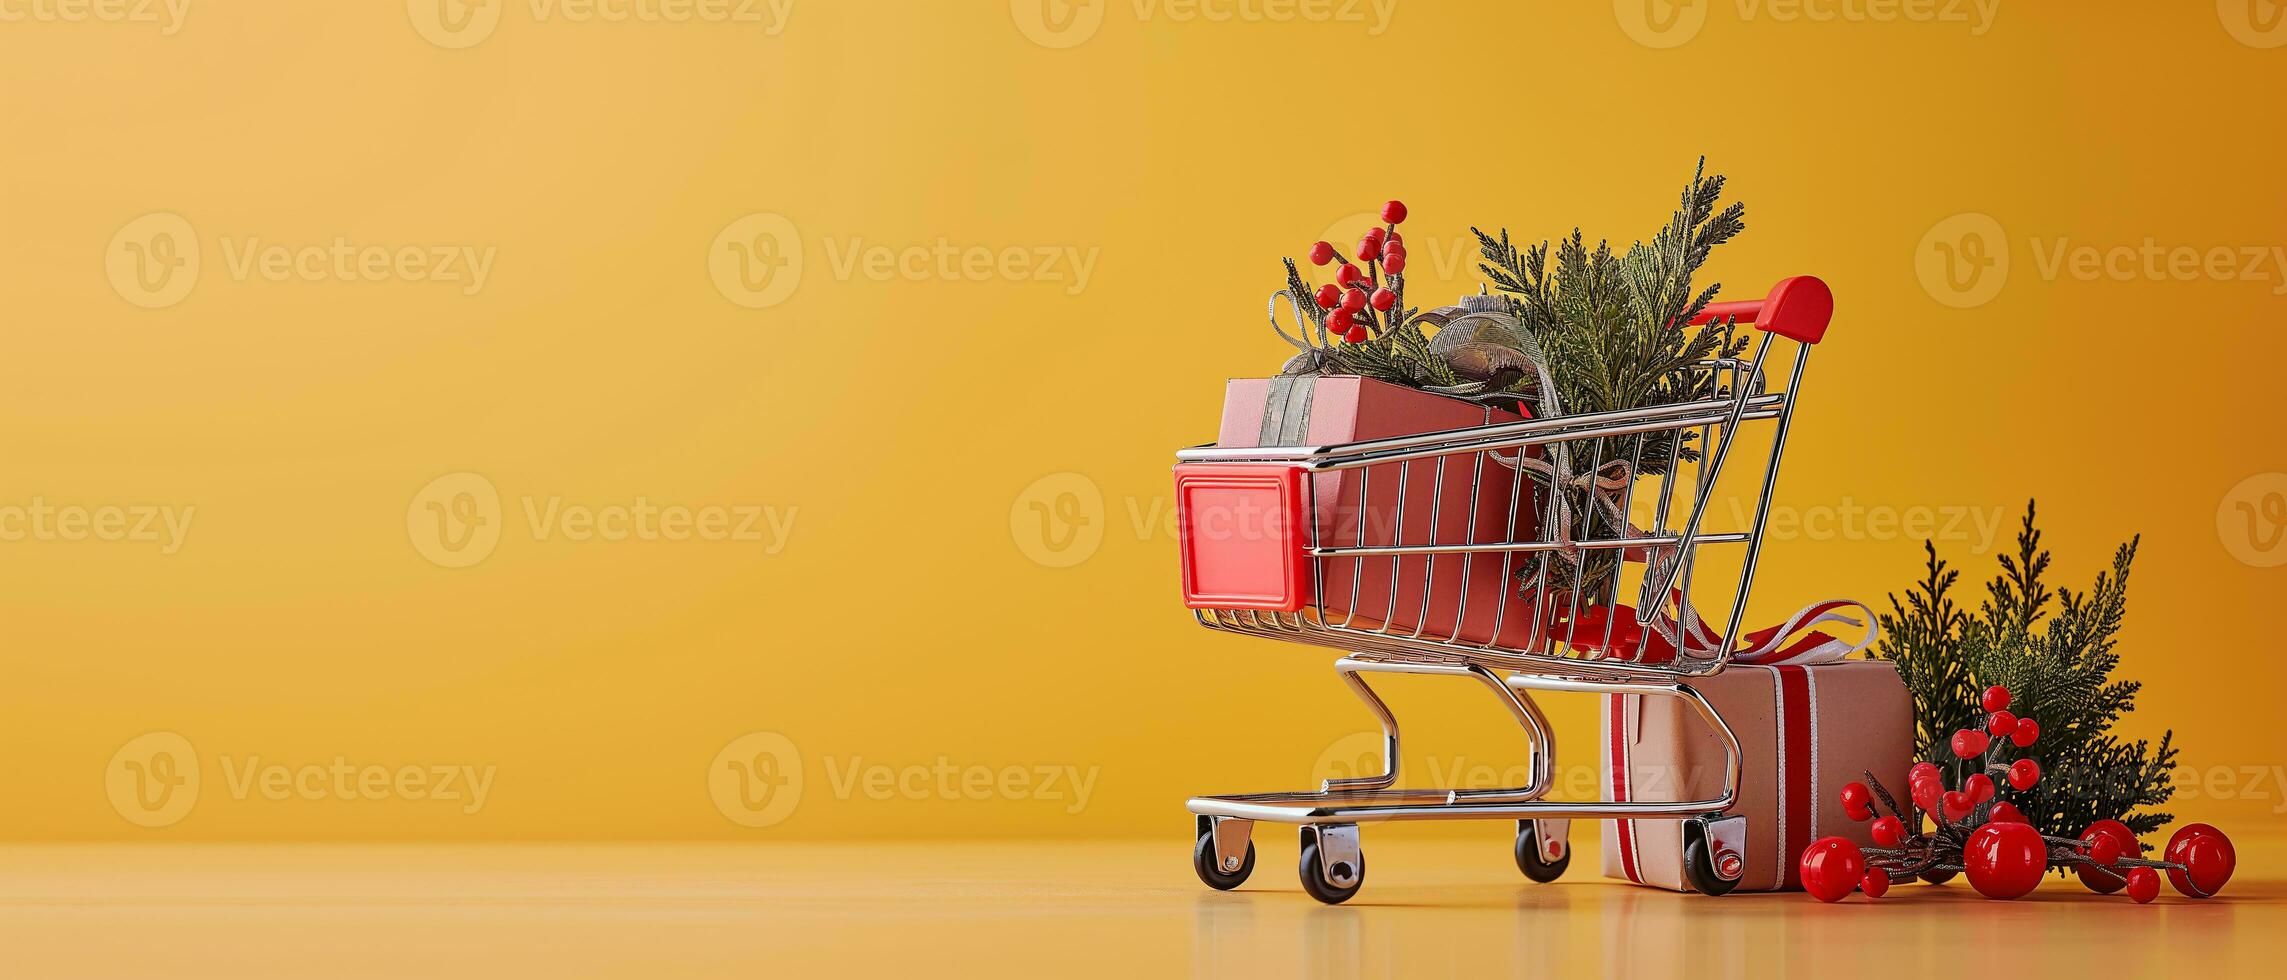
1174,277,1834,903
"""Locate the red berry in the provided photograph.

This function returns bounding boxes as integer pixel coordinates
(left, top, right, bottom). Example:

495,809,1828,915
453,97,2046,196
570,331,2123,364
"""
1870,815,1905,847
1381,200,1407,224
1861,867,1891,899
1314,283,1342,308
1368,287,1395,312
1798,837,1866,903
1964,773,1995,804
1839,782,1873,822
1964,822,2047,899
2125,867,2160,904
1327,310,1354,333
1339,287,1368,313
1911,778,1942,815
1982,685,2011,713
2074,820,2142,894
1988,801,2026,824
2165,824,2236,898
1382,250,1407,275
1355,238,1380,262
1950,729,1989,759
1343,326,1367,344
1987,710,2017,738
1336,265,1363,287
1908,761,1942,785
1308,241,1336,266
2088,834,2122,866
2007,758,2040,791
1940,790,1973,824
2012,718,2039,747
1383,230,1403,246
1363,226,1386,245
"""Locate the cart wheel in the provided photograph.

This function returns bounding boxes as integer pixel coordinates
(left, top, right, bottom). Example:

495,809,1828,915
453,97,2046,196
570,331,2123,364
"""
1920,867,1958,885
1682,835,1740,896
1514,820,1570,883
1298,827,1364,905
1193,832,1255,890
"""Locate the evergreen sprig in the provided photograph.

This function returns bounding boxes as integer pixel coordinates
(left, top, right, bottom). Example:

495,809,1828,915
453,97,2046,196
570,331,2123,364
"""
1876,502,2180,837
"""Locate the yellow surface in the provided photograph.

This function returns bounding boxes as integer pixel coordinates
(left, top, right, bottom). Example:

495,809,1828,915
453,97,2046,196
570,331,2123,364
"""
0,838,2278,977
3,3,2286,846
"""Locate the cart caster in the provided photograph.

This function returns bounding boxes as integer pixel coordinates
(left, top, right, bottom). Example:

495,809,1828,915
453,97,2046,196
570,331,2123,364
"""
1514,819,1570,883
1193,816,1256,890
1682,813,1747,896
1298,824,1364,905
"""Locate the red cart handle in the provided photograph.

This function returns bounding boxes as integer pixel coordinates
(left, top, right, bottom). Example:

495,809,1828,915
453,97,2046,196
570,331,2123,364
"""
1687,275,1832,345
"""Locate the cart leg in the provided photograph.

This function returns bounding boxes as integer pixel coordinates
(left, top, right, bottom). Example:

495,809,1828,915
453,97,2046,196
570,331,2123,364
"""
1323,659,1400,792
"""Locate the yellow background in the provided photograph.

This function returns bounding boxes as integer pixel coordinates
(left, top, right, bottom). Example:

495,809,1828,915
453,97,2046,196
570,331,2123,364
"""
3,0,2284,844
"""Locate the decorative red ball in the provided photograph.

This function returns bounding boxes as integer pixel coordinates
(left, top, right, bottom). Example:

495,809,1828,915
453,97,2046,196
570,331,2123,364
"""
1951,729,1989,759
1911,778,1942,814
2012,718,2039,747
1839,781,1873,821
1799,837,1866,903
1382,250,1406,275
2165,824,2236,898
2088,834,2122,866
2008,758,2040,791
1982,685,2012,713
1861,867,1891,899
1314,283,1342,309
1964,822,2048,899
1309,241,1337,266
1381,200,1407,224
1964,774,1995,804
1908,761,1941,783
1988,801,2026,824
1363,225,1386,245
2074,820,2141,894
1327,310,1354,333
2125,866,2160,904
1870,815,1905,847
1368,287,1395,312
1339,287,1368,313
1987,710,2017,738
1343,326,1367,344
1940,790,1974,824
1355,238,1380,262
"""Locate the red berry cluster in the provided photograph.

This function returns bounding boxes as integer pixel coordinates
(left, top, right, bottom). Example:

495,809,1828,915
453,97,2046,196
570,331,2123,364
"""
1304,200,1409,344
1802,685,2235,904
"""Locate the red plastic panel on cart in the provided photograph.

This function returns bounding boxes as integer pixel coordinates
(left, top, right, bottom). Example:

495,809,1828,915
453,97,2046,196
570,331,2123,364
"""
1175,463,1309,612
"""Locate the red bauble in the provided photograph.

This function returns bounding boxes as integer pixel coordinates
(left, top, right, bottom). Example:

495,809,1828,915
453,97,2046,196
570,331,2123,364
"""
1368,287,1395,312
2012,718,2040,747
1839,781,1873,821
1342,326,1367,344
1314,283,1342,308
1911,778,1942,814
1327,311,1354,333
1964,822,2048,900
1987,710,2018,738
1381,200,1407,224
1940,790,1973,824
1982,685,2012,713
2074,820,2141,894
1799,837,1866,903
2008,758,2040,791
2088,835,2122,866
2165,824,2236,898
1336,264,1363,287
1309,241,1337,266
1988,801,2026,824
1951,729,1989,759
1861,868,1891,899
1908,761,1941,785
2125,866,2160,904
1382,250,1406,275
1870,815,1905,847
1355,238,1380,262
1339,287,1368,313
1964,774,1995,804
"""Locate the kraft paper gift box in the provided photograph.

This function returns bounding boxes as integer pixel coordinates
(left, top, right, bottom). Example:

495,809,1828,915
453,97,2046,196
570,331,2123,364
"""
1197,375,1543,645
1601,658,1911,892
